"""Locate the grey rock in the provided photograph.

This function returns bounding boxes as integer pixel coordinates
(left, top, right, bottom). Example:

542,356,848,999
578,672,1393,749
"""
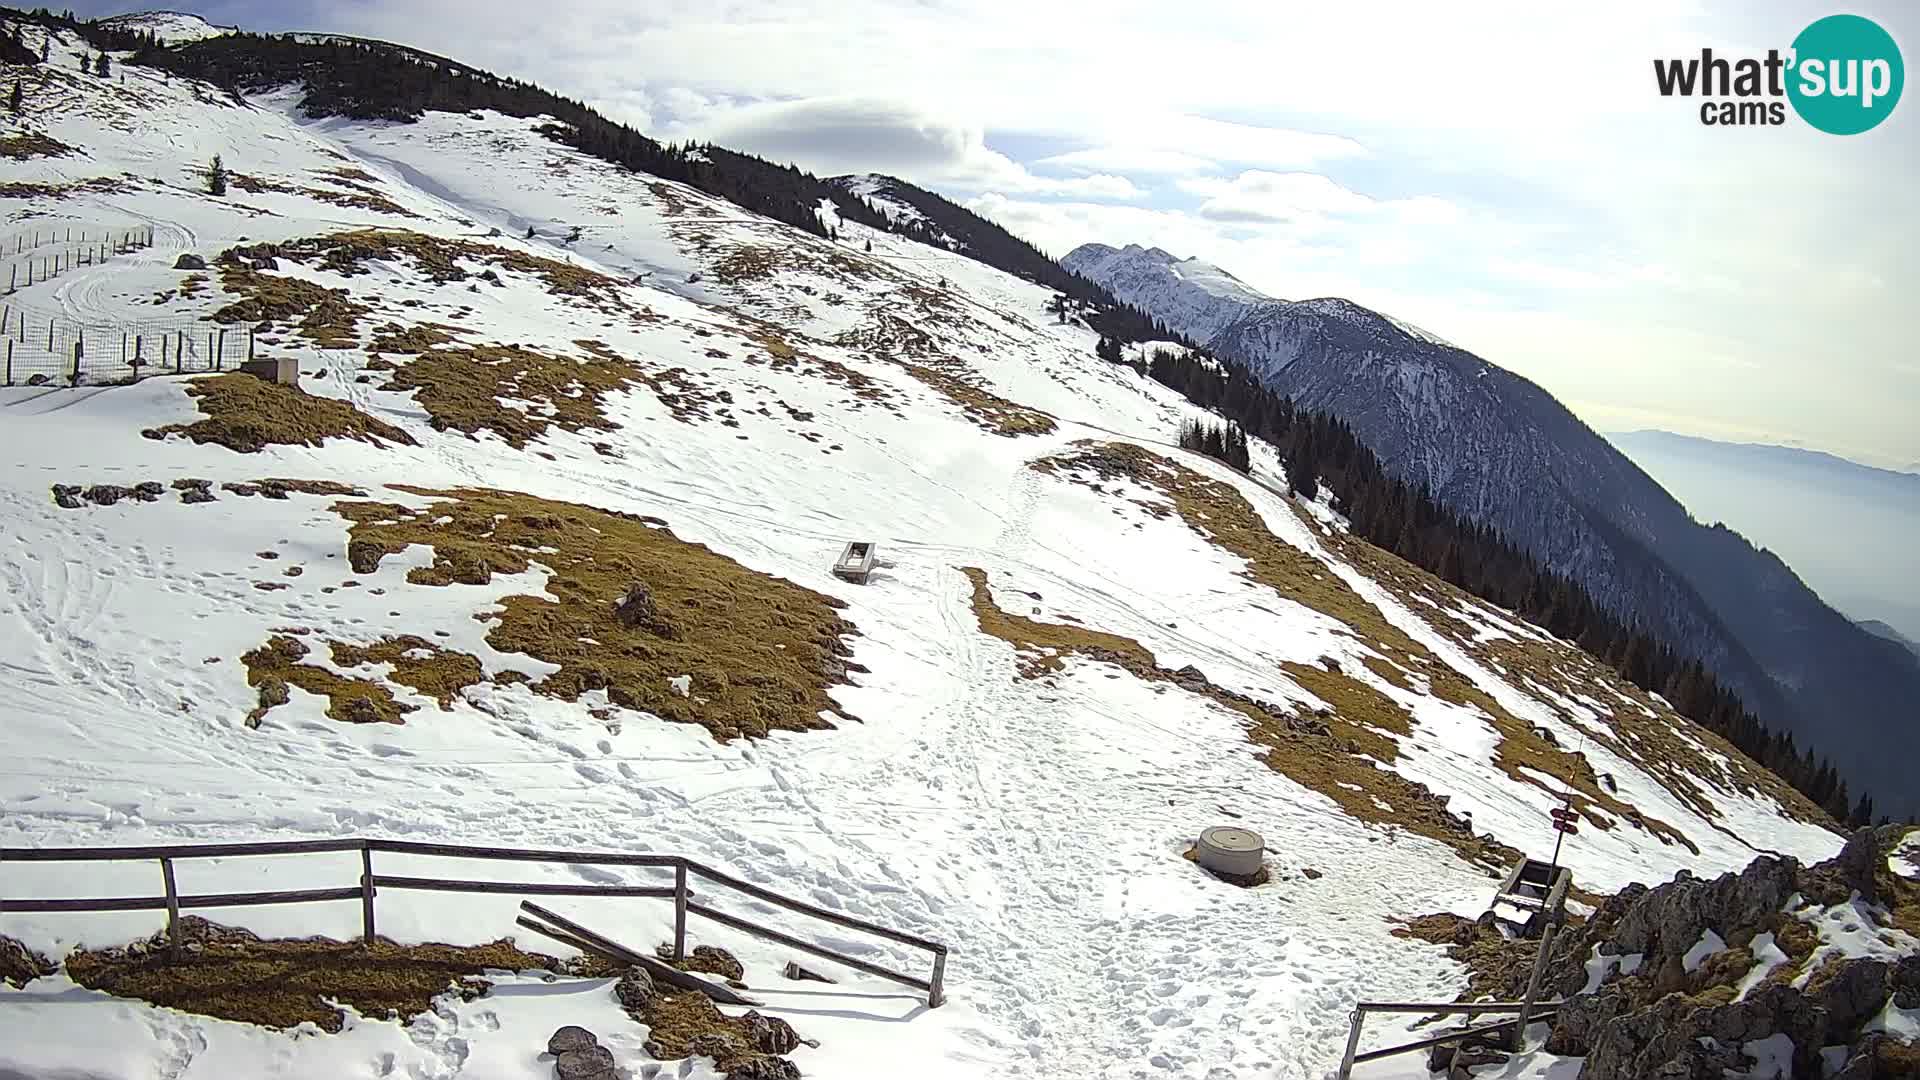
173,253,207,270
739,1010,801,1055
25,373,48,386
83,484,134,506
684,1033,738,1059
51,484,84,509
547,1025,598,1054
134,481,164,500
614,966,657,1012
181,488,215,504
348,540,385,574
553,1045,615,1079
726,1058,802,1080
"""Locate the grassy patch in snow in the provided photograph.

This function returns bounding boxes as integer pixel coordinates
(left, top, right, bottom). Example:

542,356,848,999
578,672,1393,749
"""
335,488,862,741
142,373,414,454
960,565,1513,869
212,263,371,348
0,175,126,199
1034,441,1699,854
835,310,1055,436
65,917,552,1032
374,340,638,447
328,636,486,708
1326,529,1834,832
243,634,416,727
229,171,418,218
276,229,632,307
0,131,75,158
0,936,55,989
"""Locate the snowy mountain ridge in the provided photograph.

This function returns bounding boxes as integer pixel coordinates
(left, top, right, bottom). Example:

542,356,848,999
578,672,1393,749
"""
0,14,1901,1080
1064,241,1920,822
97,10,234,43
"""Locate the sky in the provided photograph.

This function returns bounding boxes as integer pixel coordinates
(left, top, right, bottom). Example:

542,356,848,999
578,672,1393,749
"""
72,0,1920,469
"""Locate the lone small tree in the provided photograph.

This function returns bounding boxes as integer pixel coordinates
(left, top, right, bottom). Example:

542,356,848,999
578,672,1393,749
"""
40,39,49,63
207,154,227,196
8,81,22,115
94,51,109,78
524,224,536,239
863,238,872,253
79,53,90,74
566,224,582,243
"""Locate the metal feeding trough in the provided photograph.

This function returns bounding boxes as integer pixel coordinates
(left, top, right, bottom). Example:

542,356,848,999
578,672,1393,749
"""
1195,825,1265,877
832,541,878,584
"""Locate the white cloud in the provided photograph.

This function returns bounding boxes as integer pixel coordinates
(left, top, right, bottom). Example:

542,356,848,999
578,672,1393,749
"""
656,95,1143,198
1036,147,1219,176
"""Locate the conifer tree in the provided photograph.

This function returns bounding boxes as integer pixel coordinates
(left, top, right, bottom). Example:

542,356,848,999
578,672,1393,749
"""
94,50,108,77
207,154,226,196
78,52,89,74
8,80,21,114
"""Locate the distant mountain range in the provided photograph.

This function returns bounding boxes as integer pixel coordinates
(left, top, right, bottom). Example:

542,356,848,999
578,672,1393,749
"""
1610,429,1920,645
1064,242,1920,818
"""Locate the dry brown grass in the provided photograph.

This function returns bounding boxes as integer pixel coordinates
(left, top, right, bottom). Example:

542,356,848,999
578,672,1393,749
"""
142,374,414,454
1032,441,1699,854
0,176,126,199
328,636,486,707
229,172,418,218
213,264,371,348
0,131,75,158
367,321,466,355
833,310,1053,435
1391,913,1539,1004
960,565,1513,869
278,230,630,306
1324,529,1833,832
333,487,862,741
243,635,416,726
65,917,553,1031
374,342,635,447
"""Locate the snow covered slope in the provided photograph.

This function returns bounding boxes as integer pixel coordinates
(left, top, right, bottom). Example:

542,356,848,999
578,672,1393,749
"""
98,10,235,43
0,22,1850,1080
1064,241,1920,823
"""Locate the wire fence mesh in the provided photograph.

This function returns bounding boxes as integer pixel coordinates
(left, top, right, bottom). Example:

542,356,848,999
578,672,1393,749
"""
0,224,255,387
0,225,157,296
0,300,253,387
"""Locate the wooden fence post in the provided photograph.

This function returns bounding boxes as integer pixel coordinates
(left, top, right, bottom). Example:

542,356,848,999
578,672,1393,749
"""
360,844,377,945
5,340,11,386
161,857,183,961
121,332,127,367
46,319,52,352
71,338,81,386
673,862,688,961
928,949,947,1008
216,328,225,370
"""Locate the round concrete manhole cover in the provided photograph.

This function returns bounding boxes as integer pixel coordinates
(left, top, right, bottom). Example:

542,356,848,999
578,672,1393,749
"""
1199,826,1263,853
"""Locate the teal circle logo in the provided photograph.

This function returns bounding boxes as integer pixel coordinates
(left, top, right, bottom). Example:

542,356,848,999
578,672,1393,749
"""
1787,14,1903,134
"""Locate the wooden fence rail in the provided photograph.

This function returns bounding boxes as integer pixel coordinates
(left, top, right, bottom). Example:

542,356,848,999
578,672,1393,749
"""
0,837,949,1007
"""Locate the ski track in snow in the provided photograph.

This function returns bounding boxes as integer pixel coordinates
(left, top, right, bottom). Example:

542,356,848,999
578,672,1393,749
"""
0,26,1852,1080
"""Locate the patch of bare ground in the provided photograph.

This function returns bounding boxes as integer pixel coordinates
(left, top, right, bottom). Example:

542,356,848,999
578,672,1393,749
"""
718,309,897,410
835,310,1054,435
334,487,863,741
0,175,126,199
959,564,1514,870
0,131,75,158
228,172,419,218
370,340,647,447
366,321,467,355
212,260,371,348
328,636,486,707
1031,441,1699,854
141,373,414,454
242,634,417,727
65,917,553,1031
1323,527,1834,833
254,230,637,311
576,339,738,425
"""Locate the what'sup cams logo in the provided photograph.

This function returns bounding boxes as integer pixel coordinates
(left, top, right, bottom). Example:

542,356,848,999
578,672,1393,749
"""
1654,13,1903,133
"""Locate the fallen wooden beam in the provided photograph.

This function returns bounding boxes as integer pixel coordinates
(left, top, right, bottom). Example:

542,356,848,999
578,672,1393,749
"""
517,901,759,1006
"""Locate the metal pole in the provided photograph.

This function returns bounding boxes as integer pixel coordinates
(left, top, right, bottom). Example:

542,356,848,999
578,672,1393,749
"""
928,950,948,1008
5,340,11,386
672,862,688,961
216,328,225,370
360,844,376,944
161,858,183,961
1510,925,1558,1051
1336,1008,1366,1080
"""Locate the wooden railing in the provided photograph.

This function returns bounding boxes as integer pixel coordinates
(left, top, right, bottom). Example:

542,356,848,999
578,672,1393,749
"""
0,838,948,1007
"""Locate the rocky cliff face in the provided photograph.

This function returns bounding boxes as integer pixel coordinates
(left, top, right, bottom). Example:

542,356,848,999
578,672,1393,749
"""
1407,826,1920,1079
1063,242,1920,819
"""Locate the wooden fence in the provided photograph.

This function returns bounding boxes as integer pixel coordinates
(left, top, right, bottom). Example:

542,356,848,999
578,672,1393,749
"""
0,837,949,1007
